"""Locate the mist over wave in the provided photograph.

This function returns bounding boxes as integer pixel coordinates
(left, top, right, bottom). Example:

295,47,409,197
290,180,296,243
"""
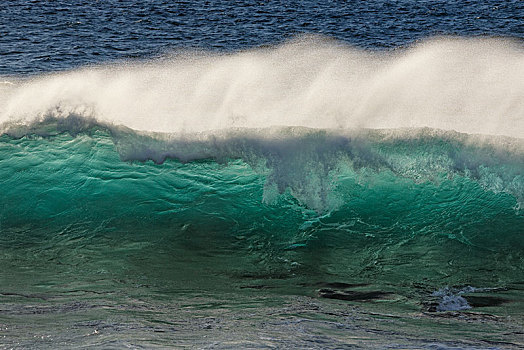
1,36,523,138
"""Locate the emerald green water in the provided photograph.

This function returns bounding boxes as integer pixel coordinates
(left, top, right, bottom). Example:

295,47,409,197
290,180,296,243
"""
1,128,523,348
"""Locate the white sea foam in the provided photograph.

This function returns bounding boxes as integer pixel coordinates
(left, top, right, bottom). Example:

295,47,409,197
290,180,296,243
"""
0,36,523,138
431,286,501,312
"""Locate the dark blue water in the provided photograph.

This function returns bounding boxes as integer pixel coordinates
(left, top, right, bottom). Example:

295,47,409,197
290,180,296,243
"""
1,1,524,349
1,0,522,74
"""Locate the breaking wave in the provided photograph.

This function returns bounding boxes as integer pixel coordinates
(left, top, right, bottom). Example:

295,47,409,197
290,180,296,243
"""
0,36,522,258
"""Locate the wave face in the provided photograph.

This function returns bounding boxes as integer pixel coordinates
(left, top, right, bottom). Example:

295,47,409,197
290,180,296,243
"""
1,124,523,288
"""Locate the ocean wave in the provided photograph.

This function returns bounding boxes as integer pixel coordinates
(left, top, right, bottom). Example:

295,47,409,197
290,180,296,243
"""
1,121,522,287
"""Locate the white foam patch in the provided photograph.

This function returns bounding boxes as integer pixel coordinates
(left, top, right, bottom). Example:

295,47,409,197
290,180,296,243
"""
1,36,523,138
431,286,494,312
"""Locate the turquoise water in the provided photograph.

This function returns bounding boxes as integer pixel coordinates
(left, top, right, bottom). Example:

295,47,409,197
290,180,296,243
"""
1,122,523,347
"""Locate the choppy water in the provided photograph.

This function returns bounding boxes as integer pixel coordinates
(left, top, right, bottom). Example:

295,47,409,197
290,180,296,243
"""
1,1,523,349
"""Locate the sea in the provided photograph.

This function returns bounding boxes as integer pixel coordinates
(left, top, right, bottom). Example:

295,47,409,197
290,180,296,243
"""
1,1,523,349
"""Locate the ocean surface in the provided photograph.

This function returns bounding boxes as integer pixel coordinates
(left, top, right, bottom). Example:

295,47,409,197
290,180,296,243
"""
1,1,523,349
